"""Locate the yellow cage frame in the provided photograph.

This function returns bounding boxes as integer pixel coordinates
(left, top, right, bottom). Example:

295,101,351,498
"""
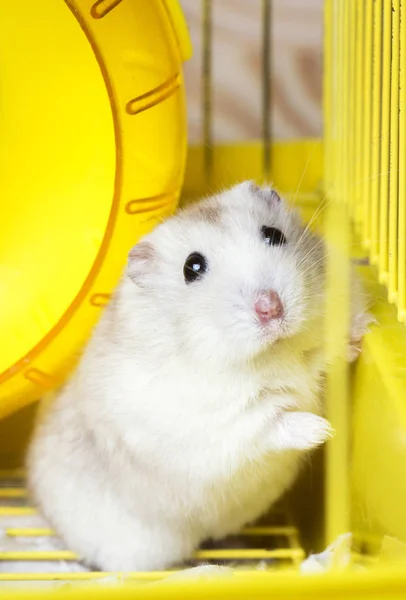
1,0,406,595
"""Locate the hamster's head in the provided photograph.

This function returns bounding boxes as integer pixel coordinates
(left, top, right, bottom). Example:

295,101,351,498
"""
123,181,325,365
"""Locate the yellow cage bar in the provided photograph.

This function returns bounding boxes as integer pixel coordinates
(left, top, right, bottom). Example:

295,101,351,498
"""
371,0,383,267
389,0,400,303
353,0,364,231
362,0,374,247
399,0,406,322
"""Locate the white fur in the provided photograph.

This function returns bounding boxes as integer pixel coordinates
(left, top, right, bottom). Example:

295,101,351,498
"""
27,182,370,572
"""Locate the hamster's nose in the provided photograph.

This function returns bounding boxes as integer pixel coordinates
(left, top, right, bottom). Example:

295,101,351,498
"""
255,290,284,324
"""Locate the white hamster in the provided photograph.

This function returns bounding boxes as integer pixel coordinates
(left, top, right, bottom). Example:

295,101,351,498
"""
27,181,371,572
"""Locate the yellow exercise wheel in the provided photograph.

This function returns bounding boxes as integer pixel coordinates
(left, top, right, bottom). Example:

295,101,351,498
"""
0,0,191,419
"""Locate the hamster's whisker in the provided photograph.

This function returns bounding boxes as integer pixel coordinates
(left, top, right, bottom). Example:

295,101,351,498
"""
295,235,325,260
296,254,326,277
298,193,334,246
294,239,326,271
291,141,318,209
353,167,397,187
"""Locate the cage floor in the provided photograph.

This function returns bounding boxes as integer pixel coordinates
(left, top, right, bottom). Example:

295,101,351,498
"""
0,469,305,588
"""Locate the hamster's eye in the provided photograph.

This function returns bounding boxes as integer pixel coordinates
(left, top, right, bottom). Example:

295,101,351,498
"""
261,226,287,246
183,252,208,283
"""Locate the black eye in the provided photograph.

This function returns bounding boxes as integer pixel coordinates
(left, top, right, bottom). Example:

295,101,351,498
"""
183,252,208,283
261,226,287,246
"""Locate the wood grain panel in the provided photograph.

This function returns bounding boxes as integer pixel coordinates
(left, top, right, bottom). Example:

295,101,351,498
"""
180,0,323,143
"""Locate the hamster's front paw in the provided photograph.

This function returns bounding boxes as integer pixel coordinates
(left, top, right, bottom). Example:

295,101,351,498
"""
348,311,376,362
270,412,334,452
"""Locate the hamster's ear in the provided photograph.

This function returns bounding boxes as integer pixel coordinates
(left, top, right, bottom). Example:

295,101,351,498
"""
249,181,281,204
127,241,156,282
268,188,281,204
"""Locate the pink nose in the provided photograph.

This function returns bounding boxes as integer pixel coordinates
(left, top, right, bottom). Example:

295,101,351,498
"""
254,291,284,324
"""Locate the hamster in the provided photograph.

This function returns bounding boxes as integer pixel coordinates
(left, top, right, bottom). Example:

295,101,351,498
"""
27,181,371,572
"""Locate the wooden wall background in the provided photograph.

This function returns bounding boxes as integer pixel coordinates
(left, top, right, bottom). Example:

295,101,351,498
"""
179,0,324,143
